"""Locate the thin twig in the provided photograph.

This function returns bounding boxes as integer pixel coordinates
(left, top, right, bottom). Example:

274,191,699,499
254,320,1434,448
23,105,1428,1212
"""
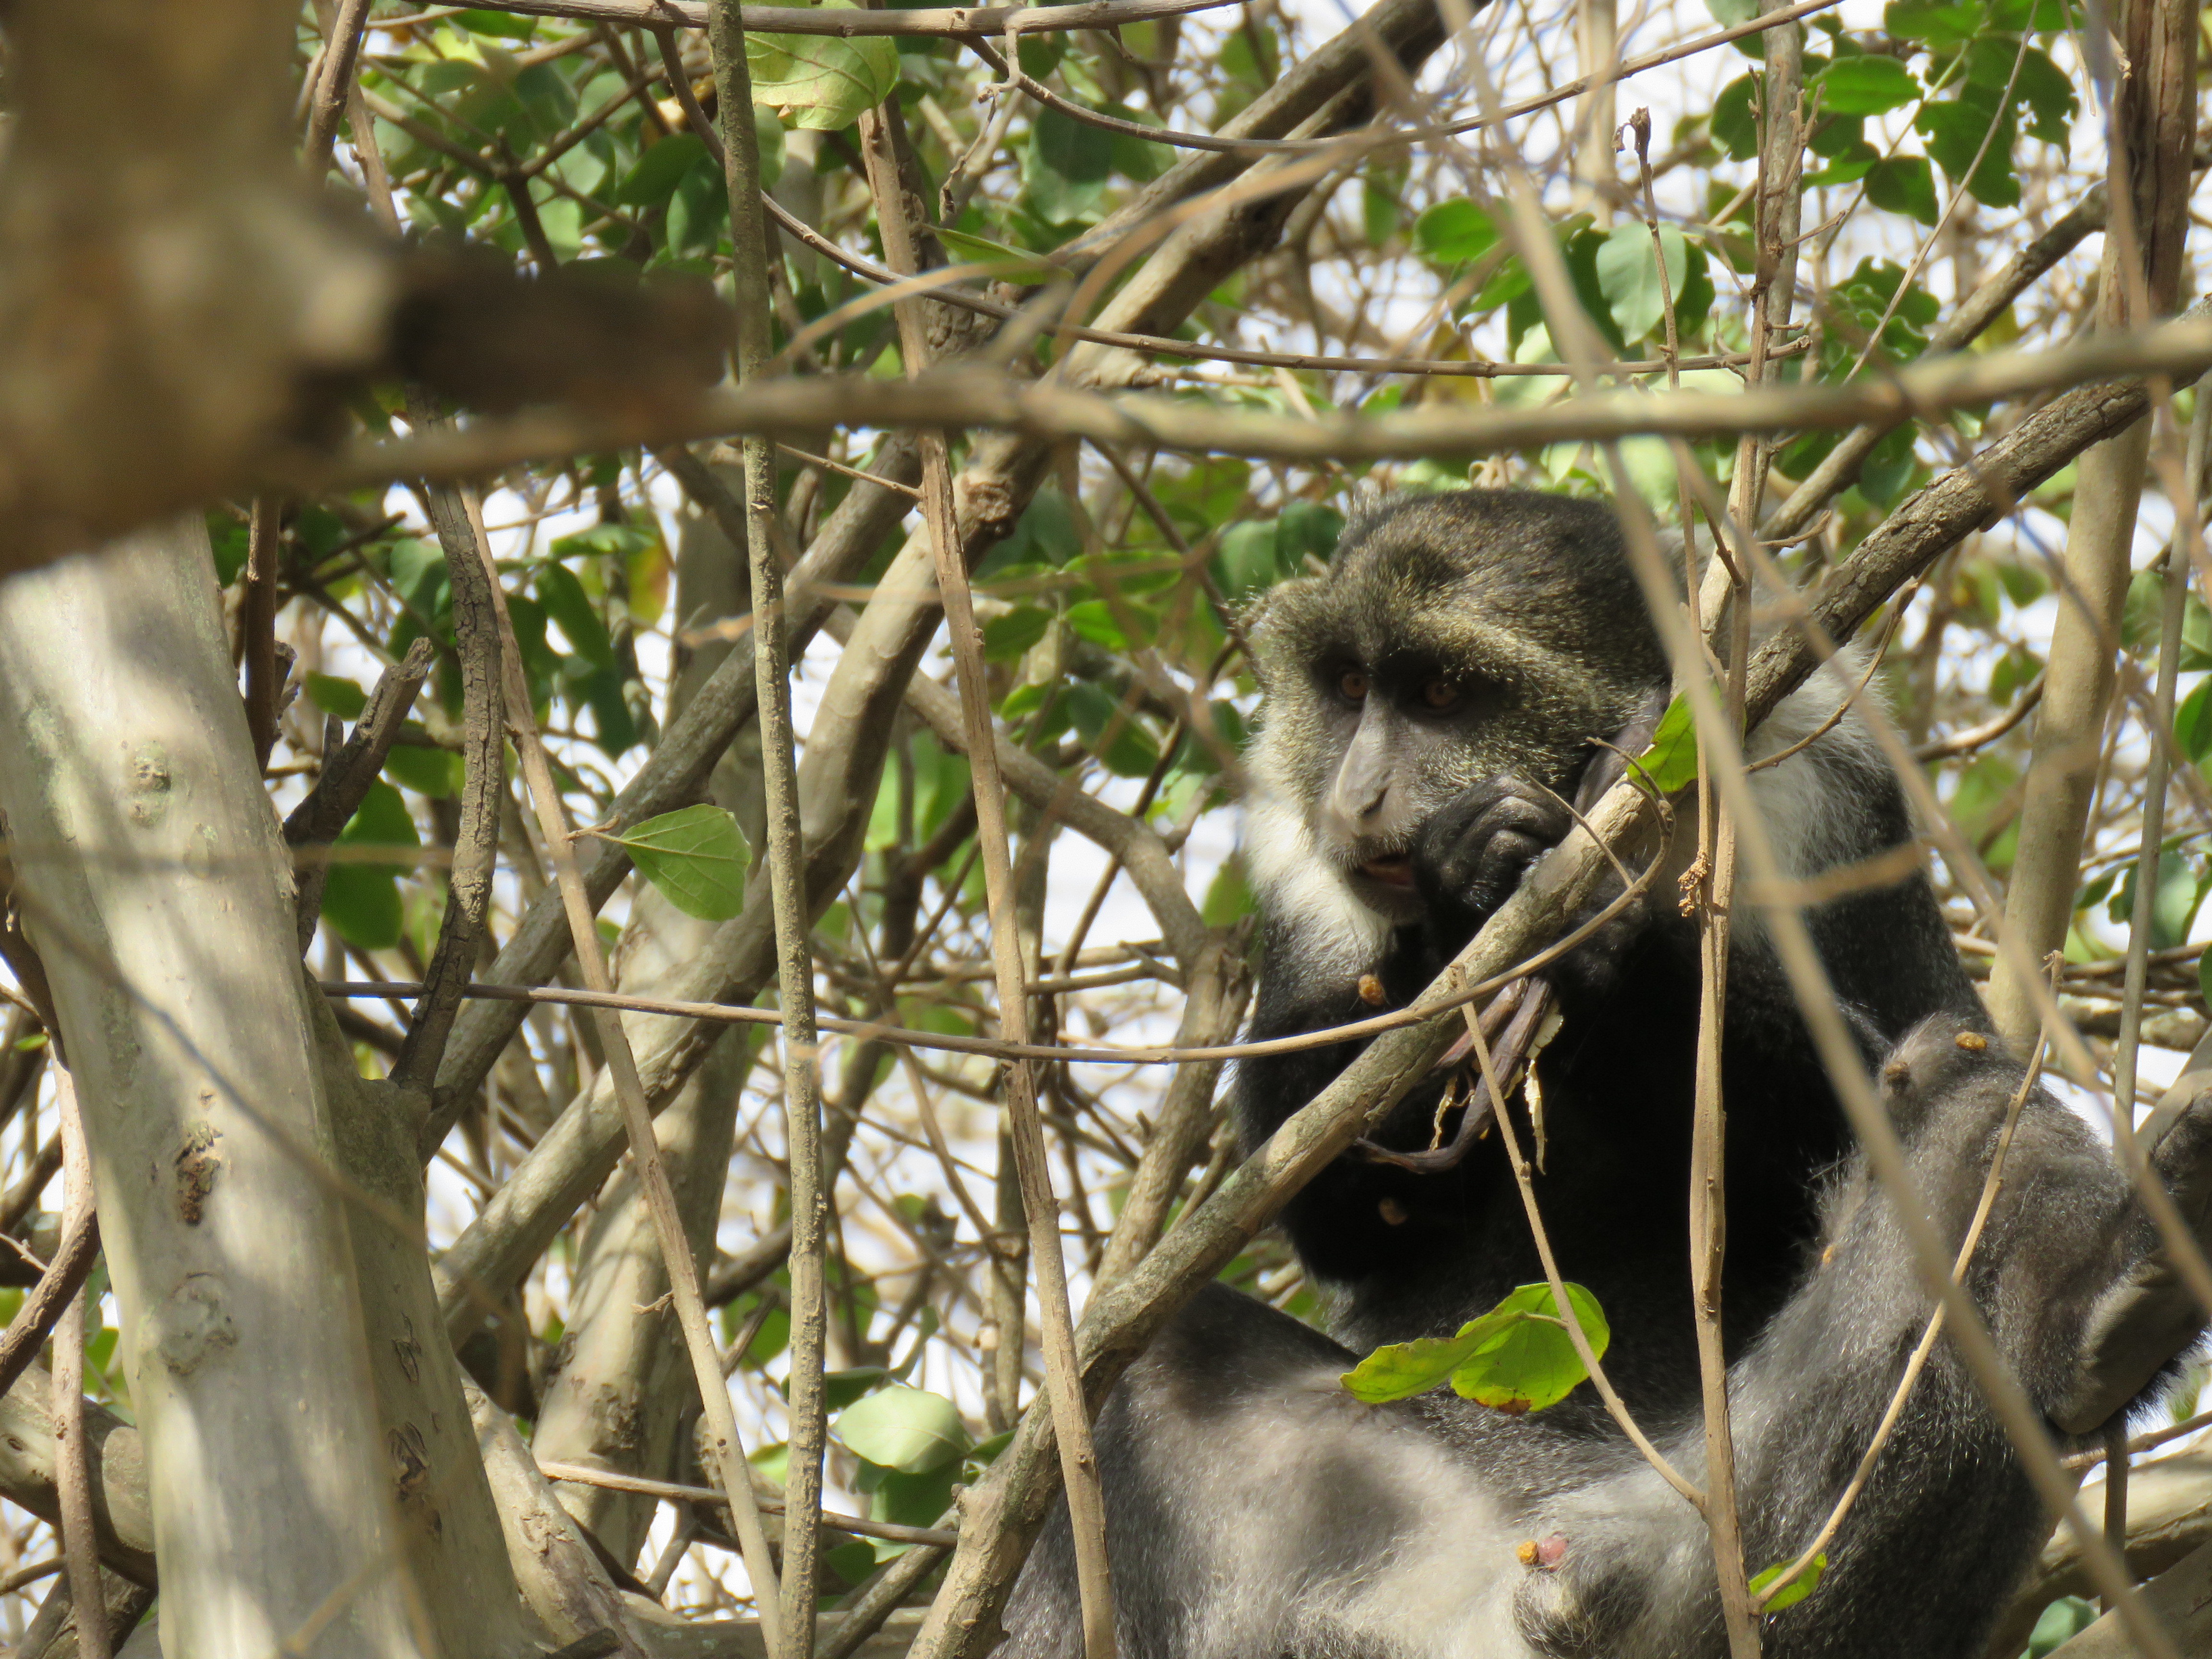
856,94,1118,1659
391,447,504,1092
707,2,830,1647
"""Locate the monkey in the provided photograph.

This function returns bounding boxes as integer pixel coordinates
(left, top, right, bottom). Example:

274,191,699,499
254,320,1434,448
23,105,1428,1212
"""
1227,489,1983,1382
996,490,2202,1656
1002,1011,2212,1657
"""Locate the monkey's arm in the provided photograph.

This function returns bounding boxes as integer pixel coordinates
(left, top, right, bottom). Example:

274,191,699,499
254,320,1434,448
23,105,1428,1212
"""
1528,1017,2191,1659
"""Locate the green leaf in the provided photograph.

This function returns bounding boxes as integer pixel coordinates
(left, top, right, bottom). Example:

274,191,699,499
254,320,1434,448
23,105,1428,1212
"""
384,741,467,799
1064,599,1129,651
1106,102,1171,180
1712,75,1760,159
1639,694,1700,793
1884,0,1980,39
1704,0,1767,54
1812,55,1918,114
1594,222,1687,345
1066,681,1159,777
1023,105,1113,224
321,781,421,951
1412,199,1500,267
1277,502,1344,565
823,1366,891,1410
612,132,713,207
457,8,539,38
536,563,615,668
305,673,368,721
1342,1325,1489,1403
1916,86,2019,206
2027,1598,2098,1657
1343,1283,1609,1412
1447,1282,1610,1413
834,1383,971,1473
2176,680,2212,764
1864,154,1939,224
2012,46,2075,143
982,606,1052,661
1212,519,1293,600
936,228,1064,285
1752,1552,1826,1611
610,804,750,921
747,5,899,131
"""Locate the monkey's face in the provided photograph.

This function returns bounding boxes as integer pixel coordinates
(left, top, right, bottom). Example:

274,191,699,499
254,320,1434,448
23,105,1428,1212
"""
1245,491,1666,926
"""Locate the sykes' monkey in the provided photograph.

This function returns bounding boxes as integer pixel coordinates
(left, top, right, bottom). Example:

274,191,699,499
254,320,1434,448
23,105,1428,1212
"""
998,491,2211,1658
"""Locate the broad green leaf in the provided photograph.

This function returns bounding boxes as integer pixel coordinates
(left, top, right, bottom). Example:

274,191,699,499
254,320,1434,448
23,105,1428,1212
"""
1106,102,1171,181
321,781,421,951
2027,1598,2097,1657
1412,199,1500,267
1277,501,1344,566
1916,87,2019,207
2012,47,2074,143
747,5,898,131
2176,679,2212,764
1023,105,1113,224
1213,519,1291,600
834,1383,971,1473
612,132,713,208
536,562,614,668
981,606,1052,661
1064,599,1130,651
1639,695,1700,794
936,228,1065,286
823,1367,891,1411
1594,222,1687,345
1342,1325,1489,1404
306,673,368,721
457,8,538,38
1561,225,1630,356
322,869,403,951
384,741,467,799
1865,154,1940,225
1884,0,1979,38
1202,855,1254,927
1343,1283,1608,1412
612,804,750,920
1447,1282,1610,1413
1066,681,1159,777
1703,0,1767,54
1812,56,1918,115
1751,1552,1826,1611
1712,76,1759,160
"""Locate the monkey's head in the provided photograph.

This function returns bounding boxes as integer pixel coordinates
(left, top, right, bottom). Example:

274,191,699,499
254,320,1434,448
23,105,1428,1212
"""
1245,490,1667,926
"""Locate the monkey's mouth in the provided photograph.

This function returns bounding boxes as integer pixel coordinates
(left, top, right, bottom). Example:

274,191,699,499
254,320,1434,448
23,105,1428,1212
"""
1358,855,1416,889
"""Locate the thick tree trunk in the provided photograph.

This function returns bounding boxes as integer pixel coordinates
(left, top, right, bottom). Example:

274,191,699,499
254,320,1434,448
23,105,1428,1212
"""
0,520,509,1658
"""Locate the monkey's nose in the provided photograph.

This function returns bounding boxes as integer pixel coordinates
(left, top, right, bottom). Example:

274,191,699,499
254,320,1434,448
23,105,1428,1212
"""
1330,776,1389,826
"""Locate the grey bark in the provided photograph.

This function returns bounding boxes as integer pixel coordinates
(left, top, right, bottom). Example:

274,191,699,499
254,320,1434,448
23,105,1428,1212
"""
424,436,920,1146
530,890,754,1567
0,520,437,1657
0,1372,156,1587
517,469,764,1570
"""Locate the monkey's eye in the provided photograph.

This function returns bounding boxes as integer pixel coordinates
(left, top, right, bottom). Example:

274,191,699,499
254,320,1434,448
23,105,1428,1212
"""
1337,670,1369,702
1419,679,1460,711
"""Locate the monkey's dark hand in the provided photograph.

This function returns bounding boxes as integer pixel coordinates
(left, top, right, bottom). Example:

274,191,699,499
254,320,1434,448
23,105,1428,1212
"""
1411,775,1573,950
